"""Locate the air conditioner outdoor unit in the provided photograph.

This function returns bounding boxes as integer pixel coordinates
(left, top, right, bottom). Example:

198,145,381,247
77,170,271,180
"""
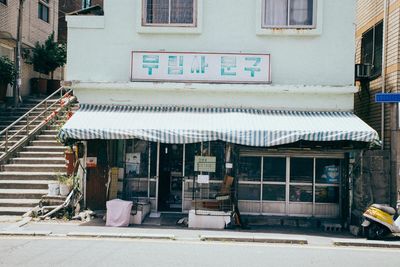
355,64,372,81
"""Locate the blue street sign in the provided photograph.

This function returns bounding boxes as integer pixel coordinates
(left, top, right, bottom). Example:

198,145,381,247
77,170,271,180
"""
375,93,400,103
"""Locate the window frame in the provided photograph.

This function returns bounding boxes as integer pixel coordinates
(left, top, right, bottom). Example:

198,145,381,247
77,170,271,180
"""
38,0,50,23
262,0,317,29
237,153,343,216
142,0,197,28
361,21,383,79
0,0,7,6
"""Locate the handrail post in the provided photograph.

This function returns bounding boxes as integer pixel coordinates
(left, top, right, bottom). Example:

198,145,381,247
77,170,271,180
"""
44,100,47,119
4,129,8,153
26,113,29,135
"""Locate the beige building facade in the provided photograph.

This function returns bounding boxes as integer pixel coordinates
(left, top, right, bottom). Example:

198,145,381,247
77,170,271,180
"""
0,0,59,97
355,0,400,208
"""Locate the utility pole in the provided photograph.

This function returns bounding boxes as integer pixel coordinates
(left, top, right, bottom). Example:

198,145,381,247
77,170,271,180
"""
14,0,25,107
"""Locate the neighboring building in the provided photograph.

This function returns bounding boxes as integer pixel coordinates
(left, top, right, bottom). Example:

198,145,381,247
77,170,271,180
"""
58,0,103,44
60,0,378,226
0,0,59,97
354,0,399,213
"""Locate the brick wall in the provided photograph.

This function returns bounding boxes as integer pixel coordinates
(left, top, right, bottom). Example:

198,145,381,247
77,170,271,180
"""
355,0,400,207
0,0,59,96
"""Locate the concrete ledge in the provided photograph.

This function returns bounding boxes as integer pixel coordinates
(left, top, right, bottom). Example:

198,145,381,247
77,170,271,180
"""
200,235,308,245
333,239,400,249
67,232,175,240
0,230,51,236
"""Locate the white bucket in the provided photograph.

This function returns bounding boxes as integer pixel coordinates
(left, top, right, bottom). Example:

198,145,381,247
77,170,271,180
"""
59,184,70,196
48,183,60,196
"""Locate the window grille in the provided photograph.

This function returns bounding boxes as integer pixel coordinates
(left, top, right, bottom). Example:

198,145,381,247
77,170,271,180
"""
144,0,195,26
263,0,315,28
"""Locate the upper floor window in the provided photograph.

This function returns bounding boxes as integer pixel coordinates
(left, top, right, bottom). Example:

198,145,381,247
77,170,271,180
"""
82,0,91,9
263,0,315,29
143,0,195,26
361,21,383,79
38,0,50,23
0,0,7,6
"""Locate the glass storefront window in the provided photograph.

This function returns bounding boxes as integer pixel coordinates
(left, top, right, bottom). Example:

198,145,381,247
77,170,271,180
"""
125,139,149,178
263,157,286,182
238,157,261,181
238,184,261,200
184,143,201,178
203,141,225,181
315,158,341,184
290,158,313,183
125,179,148,199
289,185,313,202
150,181,156,198
262,184,286,201
315,186,339,203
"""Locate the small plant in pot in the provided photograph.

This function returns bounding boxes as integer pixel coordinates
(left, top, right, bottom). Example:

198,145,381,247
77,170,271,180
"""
57,174,74,196
0,56,16,102
29,32,66,94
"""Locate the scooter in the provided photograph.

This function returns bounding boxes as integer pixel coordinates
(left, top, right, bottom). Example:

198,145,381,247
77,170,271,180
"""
361,204,400,240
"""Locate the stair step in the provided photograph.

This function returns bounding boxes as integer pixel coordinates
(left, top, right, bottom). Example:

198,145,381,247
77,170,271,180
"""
18,151,64,158
30,140,62,147
24,146,66,152
0,207,32,215
12,158,65,164
0,180,51,189
0,189,47,199
41,130,59,135
0,199,40,207
0,172,60,180
3,164,66,172
35,135,58,141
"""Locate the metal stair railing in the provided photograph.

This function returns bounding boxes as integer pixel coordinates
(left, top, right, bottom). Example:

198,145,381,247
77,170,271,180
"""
0,87,75,163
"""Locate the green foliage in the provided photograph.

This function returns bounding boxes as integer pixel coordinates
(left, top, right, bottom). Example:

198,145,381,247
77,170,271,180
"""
0,56,17,85
57,174,77,188
30,32,66,75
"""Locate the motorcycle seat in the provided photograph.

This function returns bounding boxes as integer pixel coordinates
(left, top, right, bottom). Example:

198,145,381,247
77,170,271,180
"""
372,204,396,215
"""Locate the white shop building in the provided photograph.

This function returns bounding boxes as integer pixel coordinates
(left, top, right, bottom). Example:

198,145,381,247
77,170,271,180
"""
59,0,378,222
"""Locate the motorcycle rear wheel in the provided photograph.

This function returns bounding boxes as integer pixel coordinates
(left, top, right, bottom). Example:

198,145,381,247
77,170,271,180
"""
366,222,390,240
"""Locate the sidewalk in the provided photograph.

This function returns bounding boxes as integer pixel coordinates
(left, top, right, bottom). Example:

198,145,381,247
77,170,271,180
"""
1,217,400,249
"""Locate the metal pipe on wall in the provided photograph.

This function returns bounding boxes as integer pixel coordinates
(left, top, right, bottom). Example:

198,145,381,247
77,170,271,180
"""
381,0,389,149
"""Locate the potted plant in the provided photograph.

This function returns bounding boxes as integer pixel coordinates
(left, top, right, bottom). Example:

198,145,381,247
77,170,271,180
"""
0,56,16,102
58,174,74,196
29,33,66,94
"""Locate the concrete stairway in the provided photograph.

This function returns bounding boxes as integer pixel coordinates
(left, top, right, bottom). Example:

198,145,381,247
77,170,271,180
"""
0,96,73,216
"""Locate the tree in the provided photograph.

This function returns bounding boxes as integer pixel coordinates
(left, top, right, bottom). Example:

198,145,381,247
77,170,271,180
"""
31,33,67,79
0,56,17,86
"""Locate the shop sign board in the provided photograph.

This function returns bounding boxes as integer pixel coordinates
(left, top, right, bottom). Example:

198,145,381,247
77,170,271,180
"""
197,174,210,184
131,51,271,83
194,156,216,172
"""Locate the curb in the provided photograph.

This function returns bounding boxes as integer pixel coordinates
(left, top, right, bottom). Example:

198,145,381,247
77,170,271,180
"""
333,239,400,249
66,232,175,240
200,235,308,245
0,230,51,237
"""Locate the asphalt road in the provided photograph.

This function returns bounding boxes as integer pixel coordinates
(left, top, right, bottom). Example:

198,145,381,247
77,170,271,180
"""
0,237,399,267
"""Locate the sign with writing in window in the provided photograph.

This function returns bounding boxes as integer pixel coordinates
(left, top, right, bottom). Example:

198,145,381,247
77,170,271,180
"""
131,51,271,83
194,156,216,172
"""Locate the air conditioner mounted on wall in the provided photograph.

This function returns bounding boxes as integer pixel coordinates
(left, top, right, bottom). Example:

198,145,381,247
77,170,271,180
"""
355,64,372,81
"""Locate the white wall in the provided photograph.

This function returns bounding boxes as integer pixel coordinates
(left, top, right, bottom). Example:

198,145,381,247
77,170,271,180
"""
67,0,356,86
66,0,357,111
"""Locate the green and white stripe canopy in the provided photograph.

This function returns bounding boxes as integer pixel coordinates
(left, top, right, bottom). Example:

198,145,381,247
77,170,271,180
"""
58,104,379,146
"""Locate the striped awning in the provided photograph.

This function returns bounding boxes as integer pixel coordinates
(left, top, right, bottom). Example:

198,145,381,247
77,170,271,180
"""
58,104,379,146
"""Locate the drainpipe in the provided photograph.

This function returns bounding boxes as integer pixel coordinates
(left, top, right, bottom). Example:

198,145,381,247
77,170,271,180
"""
381,0,388,149
14,0,25,107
